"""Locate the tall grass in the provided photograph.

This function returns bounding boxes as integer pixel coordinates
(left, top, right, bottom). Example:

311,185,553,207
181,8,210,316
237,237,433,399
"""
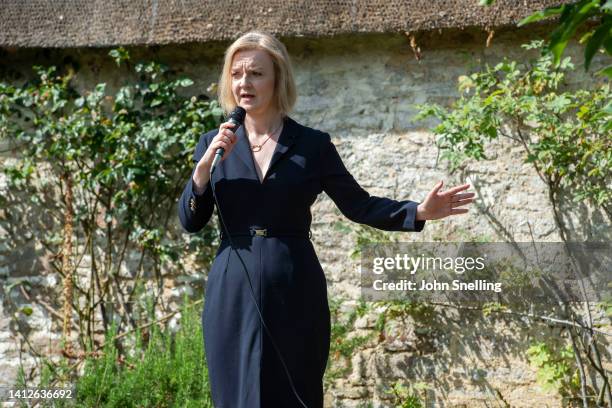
75,296,212,407
21,295,214,407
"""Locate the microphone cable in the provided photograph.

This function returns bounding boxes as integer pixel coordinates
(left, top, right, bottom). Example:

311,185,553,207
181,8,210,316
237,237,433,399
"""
208,163,309,408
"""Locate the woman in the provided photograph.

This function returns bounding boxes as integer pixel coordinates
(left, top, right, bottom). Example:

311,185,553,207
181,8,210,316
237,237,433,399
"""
178,31,474,408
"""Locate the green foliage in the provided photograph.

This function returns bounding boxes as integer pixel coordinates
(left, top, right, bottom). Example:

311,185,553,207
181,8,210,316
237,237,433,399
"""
0,48,222,264
372,300,438,347
13,296,212,407
483,0,612,77
526,341,580,395
481,301,509,317
387,380,428,408
518,0,611,75
597,297,612,320
415,40,611,211
71,298,212,407
0,48,223,348
375,300,436,324
324,297,435,403
324,297,374,388
487,258,545,300
13,337,78,407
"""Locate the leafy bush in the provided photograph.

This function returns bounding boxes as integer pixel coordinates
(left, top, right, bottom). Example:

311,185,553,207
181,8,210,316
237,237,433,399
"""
71,297,212,407
526,341,580,396
0,47,222,350
14,296,213,408
415,40,611,213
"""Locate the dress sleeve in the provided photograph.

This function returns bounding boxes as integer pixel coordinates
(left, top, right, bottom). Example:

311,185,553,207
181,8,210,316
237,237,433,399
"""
319,132,426,232
178,132,216,233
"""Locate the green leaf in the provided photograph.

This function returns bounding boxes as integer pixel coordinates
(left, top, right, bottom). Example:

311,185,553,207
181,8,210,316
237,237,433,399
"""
108,47,130,67
20,306,33,316
596,64,612,78
178,78,194,87
584,20,612,70
518,5,565,26
548,94,572,113
549,0,602,65
603,34,612,55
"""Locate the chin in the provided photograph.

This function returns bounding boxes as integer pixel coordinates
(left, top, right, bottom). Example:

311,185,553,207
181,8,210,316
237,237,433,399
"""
243,105,264,115
237,100,253,109
236,101,271,116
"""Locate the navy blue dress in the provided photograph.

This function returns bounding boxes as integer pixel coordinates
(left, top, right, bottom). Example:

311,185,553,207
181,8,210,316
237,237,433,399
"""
178,115,426,407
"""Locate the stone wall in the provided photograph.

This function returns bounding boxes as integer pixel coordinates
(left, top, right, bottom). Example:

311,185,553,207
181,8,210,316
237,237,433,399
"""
1,26,610,407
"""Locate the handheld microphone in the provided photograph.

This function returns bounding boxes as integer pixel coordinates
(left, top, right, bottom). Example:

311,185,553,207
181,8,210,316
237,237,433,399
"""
210,106,246,175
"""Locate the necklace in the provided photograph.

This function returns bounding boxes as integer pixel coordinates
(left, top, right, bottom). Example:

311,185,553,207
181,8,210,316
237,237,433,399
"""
248,121,283,152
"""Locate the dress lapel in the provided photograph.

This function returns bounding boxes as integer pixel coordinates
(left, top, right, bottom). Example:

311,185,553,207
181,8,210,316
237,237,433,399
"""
233,123,256,174
232,115,298,183
266,116,297,179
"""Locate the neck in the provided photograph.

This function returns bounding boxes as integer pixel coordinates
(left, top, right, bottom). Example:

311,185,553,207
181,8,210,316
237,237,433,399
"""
244,109,284,136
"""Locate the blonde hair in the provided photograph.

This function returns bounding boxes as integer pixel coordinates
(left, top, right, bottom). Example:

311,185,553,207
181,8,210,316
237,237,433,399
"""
217,31,297,117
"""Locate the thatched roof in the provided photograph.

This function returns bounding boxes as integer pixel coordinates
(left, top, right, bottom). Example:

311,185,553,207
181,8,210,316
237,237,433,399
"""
1,0,570,48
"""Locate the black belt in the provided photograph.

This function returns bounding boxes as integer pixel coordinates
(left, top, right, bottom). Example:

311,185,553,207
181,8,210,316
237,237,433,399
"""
220,227,312,240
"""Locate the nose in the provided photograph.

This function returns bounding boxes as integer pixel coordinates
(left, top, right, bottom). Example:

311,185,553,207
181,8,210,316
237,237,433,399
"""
237,72,250,88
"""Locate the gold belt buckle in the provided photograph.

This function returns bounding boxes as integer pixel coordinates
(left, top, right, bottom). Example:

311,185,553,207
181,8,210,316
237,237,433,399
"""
254,228,267,237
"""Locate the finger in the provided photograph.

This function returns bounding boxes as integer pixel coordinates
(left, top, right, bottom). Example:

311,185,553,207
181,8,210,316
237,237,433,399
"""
220,122,236,130
212,140,231,151
224,128,238,141
221,134,232,144
430,180,444,196
440,183,471,197
451,198,474,208
216,130,236,144
220,128,235,138
450,208,469,215
451,192,475,202
217,124,236,139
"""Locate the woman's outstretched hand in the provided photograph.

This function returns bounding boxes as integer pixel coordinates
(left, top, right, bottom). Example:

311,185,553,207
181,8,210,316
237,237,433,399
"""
416,181,475,221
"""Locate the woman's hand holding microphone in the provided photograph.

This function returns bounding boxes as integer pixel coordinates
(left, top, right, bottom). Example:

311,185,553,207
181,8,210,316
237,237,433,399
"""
192,121,240,194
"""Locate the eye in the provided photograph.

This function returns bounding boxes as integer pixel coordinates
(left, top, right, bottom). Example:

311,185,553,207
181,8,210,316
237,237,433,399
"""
253,71,262,76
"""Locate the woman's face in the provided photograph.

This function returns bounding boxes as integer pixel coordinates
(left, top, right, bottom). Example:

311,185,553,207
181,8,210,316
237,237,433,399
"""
230,49,276,116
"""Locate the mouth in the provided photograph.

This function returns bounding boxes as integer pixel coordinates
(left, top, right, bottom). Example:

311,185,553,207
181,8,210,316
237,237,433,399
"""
240,93,255,100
